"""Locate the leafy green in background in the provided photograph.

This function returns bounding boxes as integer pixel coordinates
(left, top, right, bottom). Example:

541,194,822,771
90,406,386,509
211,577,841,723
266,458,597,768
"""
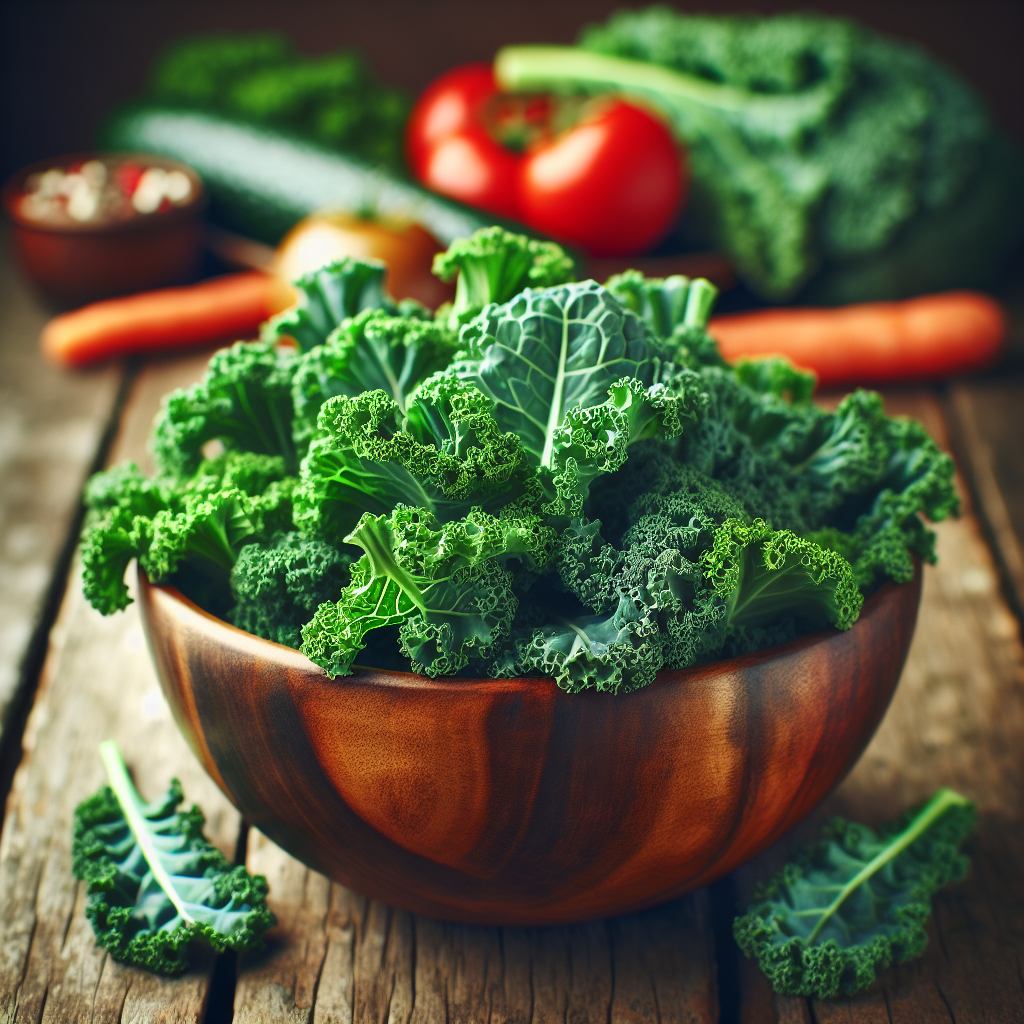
72,742,274,976
149,32,409,170
499,8,1023,302
734,788,975,999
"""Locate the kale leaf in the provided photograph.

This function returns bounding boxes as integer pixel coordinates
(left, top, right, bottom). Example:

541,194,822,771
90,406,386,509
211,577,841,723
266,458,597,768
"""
734,788,975,998
451,280,670,468
73,742,274,976
294,375,533,545
261,257,399,352
152,340,300,478
499,11,1020,301
302,504,553,677
291,308,457,444
77,228,960,689
432,225,577,328
231,531,353,648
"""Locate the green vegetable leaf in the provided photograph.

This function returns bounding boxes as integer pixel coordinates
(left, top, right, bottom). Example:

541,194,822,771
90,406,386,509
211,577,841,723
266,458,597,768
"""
231,532,353,648
701,518,864,632
548,374,706,516
734,788,975,998
291,308,457,444
451,280,666,468
605,272,725,369
432,226,577,328
261,257,397,351
152,340,300,478
72,741,274,976
294,376,531,544
302,505,551,677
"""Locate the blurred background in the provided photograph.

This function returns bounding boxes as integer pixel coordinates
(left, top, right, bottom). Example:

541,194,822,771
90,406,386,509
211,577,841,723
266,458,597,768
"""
3,0,1022,182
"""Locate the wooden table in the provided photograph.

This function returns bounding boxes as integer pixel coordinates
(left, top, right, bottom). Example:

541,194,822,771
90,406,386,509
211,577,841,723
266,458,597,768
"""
1,238,1022,1022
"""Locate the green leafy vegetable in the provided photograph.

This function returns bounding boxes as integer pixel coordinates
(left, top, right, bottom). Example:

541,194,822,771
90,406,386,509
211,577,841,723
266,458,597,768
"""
302,504,553,677
294,374,532,545
432,225,577,328
701,517,863,632
451,279,668,468
79,226,958,694
231,532,353,648
72,742,274,976
734,788,975,998
261,257,399,352
81,452,294,615
497,11,1023,302
290,308,457,445
152,340,300,478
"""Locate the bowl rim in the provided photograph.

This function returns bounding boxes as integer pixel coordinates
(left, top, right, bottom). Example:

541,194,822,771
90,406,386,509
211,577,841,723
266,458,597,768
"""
1,150,206,236
139,565,915,694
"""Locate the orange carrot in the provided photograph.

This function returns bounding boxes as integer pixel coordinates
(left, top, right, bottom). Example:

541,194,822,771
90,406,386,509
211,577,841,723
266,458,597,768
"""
41,271,295,369
708,291,1006,389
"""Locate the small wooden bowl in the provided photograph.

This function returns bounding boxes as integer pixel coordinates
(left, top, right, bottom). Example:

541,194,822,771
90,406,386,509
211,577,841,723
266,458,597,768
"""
2,152,205,305
138,566,921,926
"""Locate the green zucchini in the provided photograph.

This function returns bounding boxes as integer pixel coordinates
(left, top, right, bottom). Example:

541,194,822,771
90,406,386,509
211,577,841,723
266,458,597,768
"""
98,105,517,248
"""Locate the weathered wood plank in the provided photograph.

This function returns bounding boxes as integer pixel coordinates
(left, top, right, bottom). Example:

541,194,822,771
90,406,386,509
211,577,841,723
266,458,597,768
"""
0,232,123,744
946,381,1024,617
235,831,718,1024
0,353,241,1024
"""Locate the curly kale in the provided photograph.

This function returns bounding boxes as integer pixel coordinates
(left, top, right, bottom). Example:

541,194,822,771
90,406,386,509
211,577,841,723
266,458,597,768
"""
73,742,274,976
81,452,294,615
231,532,352,648
432,225,577,328
499,9,1021,301
302,505,553,678
152,340,300,478
605,271,725,370
734,788,975,998
294,374,533,546
261,257,401,352
291,308,458,445
78,227,959,689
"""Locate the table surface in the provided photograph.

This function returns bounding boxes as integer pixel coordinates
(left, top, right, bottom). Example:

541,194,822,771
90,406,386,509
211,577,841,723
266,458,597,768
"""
0,236,1022,1024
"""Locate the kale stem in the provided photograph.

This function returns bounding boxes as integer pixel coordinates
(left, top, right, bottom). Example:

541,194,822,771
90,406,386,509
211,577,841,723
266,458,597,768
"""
805,788,970,945
99,741,195,925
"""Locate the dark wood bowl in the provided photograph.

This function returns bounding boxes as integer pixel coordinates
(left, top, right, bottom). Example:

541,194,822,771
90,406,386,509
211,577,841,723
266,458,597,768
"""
137,565,921,926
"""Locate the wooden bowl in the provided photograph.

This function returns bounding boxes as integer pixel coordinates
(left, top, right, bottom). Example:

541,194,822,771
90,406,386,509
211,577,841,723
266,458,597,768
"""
2,152,205,305
137,565,921,926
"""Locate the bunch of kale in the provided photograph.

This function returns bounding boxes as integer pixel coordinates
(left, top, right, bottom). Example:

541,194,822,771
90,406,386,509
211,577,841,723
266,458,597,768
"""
531,7,1023,302
80,228,957,694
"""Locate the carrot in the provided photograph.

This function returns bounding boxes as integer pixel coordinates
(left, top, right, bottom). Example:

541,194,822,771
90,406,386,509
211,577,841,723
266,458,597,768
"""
41,271,295,368
708,291,1006,389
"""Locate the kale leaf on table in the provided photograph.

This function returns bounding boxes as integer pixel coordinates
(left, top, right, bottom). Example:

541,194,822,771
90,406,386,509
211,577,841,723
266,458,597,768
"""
734,788,975,999
79,227,958,693
73,742,274,976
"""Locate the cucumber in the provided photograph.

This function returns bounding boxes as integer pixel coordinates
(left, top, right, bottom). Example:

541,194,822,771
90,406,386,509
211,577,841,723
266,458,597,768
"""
98,105,514,247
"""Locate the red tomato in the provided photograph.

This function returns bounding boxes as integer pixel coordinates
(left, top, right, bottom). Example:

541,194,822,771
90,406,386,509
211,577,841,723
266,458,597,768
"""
519,100,686,257
405,63,498,179
418,127,520,220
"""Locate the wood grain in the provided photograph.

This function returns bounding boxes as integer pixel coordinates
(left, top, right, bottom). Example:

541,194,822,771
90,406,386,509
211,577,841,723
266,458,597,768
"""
232,828,718,1023
0,225,122,745
138,562,920,926
0,353,240,1024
